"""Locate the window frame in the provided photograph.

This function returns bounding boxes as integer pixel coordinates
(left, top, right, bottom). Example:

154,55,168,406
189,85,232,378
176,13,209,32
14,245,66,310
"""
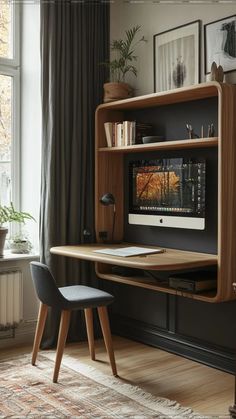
0,3,20,210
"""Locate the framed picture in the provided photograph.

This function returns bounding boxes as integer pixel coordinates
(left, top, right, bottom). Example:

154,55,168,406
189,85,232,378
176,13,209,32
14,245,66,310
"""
204,15,236,74
154,20,200,93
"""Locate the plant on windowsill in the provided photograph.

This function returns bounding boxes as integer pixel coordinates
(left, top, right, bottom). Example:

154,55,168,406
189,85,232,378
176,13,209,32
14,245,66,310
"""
101,25,146,103
0,202,35,257
9,232,33,254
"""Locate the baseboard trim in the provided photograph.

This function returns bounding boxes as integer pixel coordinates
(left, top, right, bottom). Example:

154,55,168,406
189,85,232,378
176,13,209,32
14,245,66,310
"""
0,320,36,348
111,314,235,374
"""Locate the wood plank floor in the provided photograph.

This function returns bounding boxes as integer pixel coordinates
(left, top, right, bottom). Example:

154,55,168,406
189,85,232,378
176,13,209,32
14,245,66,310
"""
1,336,234,416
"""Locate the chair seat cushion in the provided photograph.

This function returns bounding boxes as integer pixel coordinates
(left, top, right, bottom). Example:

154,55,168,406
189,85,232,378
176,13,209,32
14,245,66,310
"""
58,285,114,310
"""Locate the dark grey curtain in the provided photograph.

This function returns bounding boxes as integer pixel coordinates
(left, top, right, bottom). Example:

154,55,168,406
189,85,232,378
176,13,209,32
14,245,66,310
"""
40,0,109,347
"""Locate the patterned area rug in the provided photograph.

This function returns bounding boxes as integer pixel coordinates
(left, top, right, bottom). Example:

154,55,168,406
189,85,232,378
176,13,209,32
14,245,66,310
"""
0,352,202,418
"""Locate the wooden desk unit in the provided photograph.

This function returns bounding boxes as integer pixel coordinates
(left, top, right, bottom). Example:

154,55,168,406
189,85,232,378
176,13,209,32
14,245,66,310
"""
50,244,217,301
94,82,236,303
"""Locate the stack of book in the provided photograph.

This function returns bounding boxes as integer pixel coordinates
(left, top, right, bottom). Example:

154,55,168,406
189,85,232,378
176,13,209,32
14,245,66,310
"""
104,121,152,147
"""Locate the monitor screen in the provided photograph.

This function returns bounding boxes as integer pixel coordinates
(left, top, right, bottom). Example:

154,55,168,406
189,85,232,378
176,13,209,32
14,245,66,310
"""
129,158,206,230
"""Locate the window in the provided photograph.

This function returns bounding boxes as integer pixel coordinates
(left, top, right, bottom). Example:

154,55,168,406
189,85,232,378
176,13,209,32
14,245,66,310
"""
0,1,13,60
0,1,20,208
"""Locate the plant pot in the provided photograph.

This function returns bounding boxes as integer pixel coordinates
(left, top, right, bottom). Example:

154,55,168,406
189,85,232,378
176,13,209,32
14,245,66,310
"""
103,82,133,103
0,228,8,257
10,239,31,254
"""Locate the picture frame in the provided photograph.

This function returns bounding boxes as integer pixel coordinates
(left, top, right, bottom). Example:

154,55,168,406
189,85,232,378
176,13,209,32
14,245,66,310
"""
204,15,236,75
153,20,200,93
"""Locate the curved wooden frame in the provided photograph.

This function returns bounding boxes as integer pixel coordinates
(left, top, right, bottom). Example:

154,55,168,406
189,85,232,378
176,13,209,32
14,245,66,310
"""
95,82,236,303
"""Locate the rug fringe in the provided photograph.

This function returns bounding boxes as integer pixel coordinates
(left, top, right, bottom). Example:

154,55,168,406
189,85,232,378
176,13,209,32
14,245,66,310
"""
42,352,204,418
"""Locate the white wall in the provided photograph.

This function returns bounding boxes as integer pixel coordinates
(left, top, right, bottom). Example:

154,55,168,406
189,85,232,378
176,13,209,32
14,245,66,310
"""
21,2,41,251
110,2,236,96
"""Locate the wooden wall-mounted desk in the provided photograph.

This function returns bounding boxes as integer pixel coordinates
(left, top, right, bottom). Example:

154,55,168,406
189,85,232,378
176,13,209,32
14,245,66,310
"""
50,244,217,302
50,244,217,271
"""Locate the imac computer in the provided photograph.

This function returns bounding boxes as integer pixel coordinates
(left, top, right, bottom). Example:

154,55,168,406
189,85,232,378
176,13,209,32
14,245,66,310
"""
128,157,206,230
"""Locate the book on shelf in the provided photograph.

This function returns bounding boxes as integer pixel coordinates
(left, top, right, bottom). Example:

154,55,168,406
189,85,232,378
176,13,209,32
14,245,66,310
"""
104,121,153,147
104,122,113,147
116,122,123,147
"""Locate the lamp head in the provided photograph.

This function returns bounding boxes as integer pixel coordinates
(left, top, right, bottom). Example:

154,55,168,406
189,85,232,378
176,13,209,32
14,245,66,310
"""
100,193,115,206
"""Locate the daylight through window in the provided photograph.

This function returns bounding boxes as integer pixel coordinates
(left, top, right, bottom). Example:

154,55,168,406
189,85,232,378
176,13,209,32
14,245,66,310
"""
0,1,19,208
0,2,13,60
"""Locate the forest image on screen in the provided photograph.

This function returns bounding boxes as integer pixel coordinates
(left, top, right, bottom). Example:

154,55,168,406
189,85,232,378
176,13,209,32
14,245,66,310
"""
132,159,205,216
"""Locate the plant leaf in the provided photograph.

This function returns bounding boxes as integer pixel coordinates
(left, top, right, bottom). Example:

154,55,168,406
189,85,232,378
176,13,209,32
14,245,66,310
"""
99,24,145,83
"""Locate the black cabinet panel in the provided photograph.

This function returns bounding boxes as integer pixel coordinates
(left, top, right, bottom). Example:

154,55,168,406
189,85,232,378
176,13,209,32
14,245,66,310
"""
101,280,168,329
176,297,236,350
100,279,236,370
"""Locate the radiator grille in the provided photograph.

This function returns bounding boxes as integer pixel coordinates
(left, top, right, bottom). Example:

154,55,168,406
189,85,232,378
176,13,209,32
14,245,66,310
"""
0,270,23,330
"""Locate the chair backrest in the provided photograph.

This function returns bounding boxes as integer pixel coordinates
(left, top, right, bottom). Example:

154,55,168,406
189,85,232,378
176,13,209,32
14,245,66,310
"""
30,261,66,308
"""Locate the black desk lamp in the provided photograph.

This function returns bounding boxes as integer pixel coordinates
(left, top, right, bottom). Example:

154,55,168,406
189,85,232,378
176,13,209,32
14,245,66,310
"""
100,193,116,242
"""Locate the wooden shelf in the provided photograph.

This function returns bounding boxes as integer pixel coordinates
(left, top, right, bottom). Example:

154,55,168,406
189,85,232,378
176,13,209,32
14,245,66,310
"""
97,82,219,110
98,272,217,303
99,137,218,153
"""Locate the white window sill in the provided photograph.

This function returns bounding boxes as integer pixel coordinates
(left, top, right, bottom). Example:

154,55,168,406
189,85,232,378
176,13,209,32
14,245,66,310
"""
0,251,39,262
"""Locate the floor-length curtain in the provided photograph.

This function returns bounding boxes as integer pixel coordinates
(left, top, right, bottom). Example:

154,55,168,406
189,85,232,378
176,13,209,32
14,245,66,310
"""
40,1,109,347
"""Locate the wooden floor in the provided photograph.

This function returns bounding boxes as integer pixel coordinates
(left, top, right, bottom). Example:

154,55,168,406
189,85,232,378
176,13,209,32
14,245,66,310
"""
1,336,234,416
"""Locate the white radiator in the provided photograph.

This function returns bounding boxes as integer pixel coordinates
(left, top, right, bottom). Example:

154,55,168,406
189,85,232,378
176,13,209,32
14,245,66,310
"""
0,270,23,330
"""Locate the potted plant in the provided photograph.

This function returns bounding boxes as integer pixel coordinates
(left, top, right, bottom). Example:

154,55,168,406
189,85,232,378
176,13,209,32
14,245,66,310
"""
102,25,145,103
0,202,35,257
9,232,33,254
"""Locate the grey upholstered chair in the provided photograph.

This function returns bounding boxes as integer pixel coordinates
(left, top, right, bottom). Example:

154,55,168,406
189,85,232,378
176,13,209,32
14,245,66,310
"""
30,261,117,383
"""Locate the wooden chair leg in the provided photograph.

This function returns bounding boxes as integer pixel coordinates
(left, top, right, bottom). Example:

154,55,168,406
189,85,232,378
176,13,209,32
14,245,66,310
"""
53,310,71,383
84,308,95,360
98,306,117,376
32,302,48,366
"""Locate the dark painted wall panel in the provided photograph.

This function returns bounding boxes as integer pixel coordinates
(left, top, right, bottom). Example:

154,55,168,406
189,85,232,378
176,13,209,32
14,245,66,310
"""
101,280,168,329
176,297,236,350
124,97,218,141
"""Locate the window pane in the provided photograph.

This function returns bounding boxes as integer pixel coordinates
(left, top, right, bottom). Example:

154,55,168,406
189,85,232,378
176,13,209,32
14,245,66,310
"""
0,2,12,59
0,74,12,205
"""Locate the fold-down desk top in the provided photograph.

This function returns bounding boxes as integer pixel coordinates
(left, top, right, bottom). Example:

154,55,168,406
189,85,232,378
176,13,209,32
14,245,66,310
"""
50,244,217,271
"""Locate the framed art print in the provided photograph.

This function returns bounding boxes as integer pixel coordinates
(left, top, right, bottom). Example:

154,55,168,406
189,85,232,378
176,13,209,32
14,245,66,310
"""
154,20,200,92
204,15,236,74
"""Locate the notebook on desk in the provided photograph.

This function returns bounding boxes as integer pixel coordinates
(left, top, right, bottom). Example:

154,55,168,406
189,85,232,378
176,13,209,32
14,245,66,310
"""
93,246,165,257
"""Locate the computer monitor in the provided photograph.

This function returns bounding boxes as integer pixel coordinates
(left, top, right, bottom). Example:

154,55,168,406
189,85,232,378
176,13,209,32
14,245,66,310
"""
128,157,206,230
